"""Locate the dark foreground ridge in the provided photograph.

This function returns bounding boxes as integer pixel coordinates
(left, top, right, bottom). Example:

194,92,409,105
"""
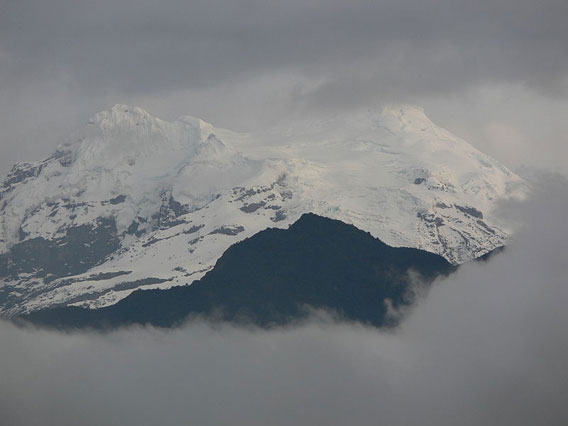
22,213,457,330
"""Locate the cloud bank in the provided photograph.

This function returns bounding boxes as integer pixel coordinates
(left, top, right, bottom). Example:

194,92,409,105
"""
1,177,567,426
1,0,567,174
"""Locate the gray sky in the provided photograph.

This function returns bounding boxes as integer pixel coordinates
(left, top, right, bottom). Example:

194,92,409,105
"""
0,0,567,174
1,5,567,423
1,175,567,426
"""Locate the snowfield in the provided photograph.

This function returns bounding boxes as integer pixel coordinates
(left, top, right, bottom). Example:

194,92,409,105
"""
0,104,527,314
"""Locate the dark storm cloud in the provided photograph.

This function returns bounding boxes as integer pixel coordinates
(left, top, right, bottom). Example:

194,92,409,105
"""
1,177,567,426
1,0,567,97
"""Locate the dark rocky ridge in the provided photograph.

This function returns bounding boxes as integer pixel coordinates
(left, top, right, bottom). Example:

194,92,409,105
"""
23,214,457,330
0,217,119,280
0,218,120,312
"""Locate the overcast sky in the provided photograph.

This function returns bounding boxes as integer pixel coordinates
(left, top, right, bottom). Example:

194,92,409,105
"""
1,175,567,426
1,4,567,422
0,0,567,174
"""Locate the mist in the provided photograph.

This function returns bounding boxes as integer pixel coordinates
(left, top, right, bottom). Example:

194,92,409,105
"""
0,176,566,426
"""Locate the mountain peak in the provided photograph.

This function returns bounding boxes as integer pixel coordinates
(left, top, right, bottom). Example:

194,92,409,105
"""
84,105,223,156
88,105,217,135
378,104,436,133
382,104,426,117
77,105,229,169
0,103,527,315
110,103,151,116
89,104,156,127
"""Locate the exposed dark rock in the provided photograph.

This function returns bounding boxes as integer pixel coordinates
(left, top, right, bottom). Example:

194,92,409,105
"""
235,186,272,201
476,219,496,235
240,201,266,213
475,245,505,262
57,151,73,167
0,217,120,280
162,219,187,228
45,277,173,308
22,214,456,330
210,225,245,236
109,194,127,205
271,210,287,222
126,221,146,237
53,271,132,289
188,237,203,246
275,173,287,186
18,227,29,242
3,163,41,189
167,195,190,217
157,193,191,229
2,150,72,191
417,210,444,227
183,224,204,235
455,205,484,219
142,229,190,247
86,271,132,281
414,178,426,184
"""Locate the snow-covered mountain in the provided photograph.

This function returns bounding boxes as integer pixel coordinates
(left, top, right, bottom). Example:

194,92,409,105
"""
0,104,527,315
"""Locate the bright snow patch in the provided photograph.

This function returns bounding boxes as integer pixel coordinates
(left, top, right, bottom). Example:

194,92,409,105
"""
0,104,527,314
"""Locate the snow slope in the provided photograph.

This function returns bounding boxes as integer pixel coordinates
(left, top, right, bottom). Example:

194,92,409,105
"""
0,104,527,314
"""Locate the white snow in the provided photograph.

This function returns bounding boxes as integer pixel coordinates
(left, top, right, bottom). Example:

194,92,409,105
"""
0,104,528,314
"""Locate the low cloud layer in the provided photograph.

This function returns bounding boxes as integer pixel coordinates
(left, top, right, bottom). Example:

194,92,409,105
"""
1,176,567,426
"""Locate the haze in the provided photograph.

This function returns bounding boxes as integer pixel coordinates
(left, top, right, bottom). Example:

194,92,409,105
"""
0,0,567,174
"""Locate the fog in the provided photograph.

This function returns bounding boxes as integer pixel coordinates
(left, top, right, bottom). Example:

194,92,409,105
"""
0,176,566,426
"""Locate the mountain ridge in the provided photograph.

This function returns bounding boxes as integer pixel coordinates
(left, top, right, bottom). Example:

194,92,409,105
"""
22,213,457,329
0,104,527,315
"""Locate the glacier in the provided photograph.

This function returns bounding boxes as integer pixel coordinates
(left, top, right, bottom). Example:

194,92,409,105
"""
0,104,527,315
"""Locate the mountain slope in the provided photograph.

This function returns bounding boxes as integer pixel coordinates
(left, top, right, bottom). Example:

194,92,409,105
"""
0,105,526,315
23,214,456,329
